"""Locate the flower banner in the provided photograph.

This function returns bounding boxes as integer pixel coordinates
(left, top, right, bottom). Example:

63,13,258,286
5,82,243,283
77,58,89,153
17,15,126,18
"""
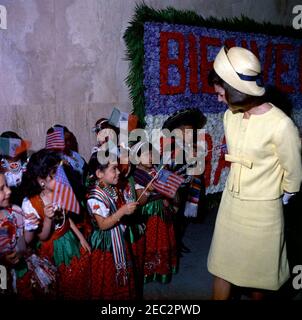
143,22,302,193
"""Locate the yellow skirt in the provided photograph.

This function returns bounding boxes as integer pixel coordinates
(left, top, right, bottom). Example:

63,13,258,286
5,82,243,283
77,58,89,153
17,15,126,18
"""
207,189,289,290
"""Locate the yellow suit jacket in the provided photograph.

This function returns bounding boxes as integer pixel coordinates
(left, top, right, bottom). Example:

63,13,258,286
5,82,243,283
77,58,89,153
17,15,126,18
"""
224,104,302,200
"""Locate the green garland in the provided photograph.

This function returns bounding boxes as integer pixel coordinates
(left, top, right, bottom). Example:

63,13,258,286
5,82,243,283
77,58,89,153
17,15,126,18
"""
123,3,301,126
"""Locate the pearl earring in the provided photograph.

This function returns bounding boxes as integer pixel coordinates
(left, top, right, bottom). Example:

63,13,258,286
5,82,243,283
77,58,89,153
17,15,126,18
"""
41,182,45,188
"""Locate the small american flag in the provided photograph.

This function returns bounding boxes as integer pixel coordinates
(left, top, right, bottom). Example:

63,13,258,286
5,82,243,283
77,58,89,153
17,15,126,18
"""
152,168,184,199
52,164,80,214
45,127,65,150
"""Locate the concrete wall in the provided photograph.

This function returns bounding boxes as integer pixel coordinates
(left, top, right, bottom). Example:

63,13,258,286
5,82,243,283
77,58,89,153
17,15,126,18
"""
0,0,298,160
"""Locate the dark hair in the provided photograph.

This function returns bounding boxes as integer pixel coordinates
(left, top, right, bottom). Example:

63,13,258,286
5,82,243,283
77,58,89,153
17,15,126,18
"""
64,131,79,153
208,69,266,109
21,149,61,197
208,69,224,88
0,131,28,162
93,118,120,136
88,152,110,181
162,108,206,131
0,131,22,140
95,118,108,128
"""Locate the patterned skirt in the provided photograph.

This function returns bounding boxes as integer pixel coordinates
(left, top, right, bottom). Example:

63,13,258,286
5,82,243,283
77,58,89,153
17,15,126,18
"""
141,200,178,283
90,229,136,300
39,230,91,299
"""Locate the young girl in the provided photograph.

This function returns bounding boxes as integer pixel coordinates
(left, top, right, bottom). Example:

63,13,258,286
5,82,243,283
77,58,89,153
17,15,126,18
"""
132,142,178,284
21,149,91,299
0,172,55,299
91,118,119,152
118,160,146,300
0,131,28,206
46,125,92,260
46,125,87,180
87,152,138,300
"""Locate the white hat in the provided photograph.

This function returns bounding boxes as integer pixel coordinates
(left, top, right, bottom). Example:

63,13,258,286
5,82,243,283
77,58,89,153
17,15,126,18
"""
213,46,265,96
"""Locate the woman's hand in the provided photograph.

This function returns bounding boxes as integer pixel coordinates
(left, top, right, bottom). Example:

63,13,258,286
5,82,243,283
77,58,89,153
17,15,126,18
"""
282,192,295,205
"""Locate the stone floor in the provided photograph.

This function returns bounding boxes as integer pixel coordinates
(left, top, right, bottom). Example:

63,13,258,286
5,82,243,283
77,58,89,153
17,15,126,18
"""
143,208,215,300
143,203,302,300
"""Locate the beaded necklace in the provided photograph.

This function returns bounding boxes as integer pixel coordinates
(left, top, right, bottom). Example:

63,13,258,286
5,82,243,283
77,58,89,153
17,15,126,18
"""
101,184,118,201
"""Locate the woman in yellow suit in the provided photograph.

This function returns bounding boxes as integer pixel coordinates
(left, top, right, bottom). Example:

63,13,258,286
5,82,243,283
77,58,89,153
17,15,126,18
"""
207,46,302,300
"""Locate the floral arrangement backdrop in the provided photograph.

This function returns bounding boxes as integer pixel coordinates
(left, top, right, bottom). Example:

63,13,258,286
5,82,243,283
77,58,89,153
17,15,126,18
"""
124,5,302,194
143,22,302,194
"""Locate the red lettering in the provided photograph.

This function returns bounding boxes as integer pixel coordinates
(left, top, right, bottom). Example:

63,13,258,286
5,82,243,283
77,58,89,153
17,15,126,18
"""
200,36,221,94
241,39,248,48
275,44,295,93
160,32,186,95
250,40,260,59
188,34,199,93
224,38,236,49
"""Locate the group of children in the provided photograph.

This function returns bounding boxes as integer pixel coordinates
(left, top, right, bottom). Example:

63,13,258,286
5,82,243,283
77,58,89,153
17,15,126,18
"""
0,110,204,300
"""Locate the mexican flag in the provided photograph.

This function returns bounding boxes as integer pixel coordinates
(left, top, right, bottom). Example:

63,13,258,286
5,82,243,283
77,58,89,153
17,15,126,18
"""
108,107,139,132
0,137,31,158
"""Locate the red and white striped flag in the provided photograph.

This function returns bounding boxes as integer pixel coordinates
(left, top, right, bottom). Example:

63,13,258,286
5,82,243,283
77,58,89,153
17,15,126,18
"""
52,164,80,214
45,127,65,150
152,168,184,199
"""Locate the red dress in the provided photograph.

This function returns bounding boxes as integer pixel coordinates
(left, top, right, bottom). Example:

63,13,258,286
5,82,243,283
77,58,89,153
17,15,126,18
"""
87,185,136,300
29,195,91,299
134,168,178,284
0,206,57,299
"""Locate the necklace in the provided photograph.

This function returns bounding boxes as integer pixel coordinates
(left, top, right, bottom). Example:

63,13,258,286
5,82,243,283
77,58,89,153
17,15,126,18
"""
101,184,118,200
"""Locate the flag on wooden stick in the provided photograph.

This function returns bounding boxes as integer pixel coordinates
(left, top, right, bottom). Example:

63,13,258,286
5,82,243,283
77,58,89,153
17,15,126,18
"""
152,168,184,199
52,163,80,214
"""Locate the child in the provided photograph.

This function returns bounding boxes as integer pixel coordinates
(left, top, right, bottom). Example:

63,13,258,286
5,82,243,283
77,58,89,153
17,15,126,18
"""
91,118,120,153
0,131,28,206
87,152,138,300
46,125,91,246
162,109,205,257
118,160,146,300
0,171,56,299
132,141,178,284
46,125,87,180
21,149,91,299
